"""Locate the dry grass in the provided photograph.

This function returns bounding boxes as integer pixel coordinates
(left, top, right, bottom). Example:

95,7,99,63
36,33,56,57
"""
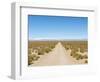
28,40,88,65
28,41,57,65
61,41,88,63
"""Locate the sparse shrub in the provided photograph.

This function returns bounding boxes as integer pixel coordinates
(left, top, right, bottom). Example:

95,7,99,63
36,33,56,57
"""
28,55,34,65
61,41,88,60
83,55,88,59
28,50,32,54
45,48,51,53
75,54,81,60
84,60,88,63
80,55,83,59
28,41,57,56
35,56,40,61
37,56,40,59
70,53,73,56
66,47,69,50
50,45,55,49
38,52,44,55
28,53,41,65
38,49,44,55
73,54,78,58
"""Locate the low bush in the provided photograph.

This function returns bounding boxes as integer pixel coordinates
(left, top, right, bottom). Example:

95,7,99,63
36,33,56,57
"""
50,45,55,49
73,54,78,58
45,48,51,53
83,55,88,59
38,49,45,55
28,55,33,65
76,55,81,60
28,54,40,65
84,60,88,63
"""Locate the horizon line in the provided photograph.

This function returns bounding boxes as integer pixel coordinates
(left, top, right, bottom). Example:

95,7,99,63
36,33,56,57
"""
29,39,88,41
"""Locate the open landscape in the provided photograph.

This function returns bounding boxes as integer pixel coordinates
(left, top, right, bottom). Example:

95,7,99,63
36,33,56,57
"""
28,40,88,66
28,15,88,66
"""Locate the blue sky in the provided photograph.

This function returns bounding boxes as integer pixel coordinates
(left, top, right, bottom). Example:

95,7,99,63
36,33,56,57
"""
28,15,88,40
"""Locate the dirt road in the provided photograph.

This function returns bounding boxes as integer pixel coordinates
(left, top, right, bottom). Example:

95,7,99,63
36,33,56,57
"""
31,42,84,66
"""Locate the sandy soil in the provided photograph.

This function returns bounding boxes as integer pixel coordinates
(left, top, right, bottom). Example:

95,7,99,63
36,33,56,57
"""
31,42,86,66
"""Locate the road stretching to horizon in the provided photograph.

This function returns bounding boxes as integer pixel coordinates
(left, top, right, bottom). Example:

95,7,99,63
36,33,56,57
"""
31,42,85,66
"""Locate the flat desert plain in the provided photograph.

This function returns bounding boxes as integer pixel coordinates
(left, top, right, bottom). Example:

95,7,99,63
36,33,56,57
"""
28,41,88,66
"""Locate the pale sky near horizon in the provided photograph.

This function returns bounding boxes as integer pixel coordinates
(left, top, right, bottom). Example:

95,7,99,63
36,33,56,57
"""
28,15,88,40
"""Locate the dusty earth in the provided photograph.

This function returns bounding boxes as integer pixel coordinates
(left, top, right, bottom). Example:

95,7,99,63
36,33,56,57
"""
31,42,86,66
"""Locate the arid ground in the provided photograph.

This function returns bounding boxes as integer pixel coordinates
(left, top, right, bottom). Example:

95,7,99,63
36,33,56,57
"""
28,41,88,66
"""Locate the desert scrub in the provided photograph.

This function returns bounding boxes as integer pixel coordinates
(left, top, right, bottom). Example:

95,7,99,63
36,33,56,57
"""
84,60,88,63
83,55,88,59
70,53,73,56
28,55,35,65
61,41,88,56
32,54,40,61
72,53,78,58
28,54,40,65
71,52,83,60
28,55,33,65
38,49,45,55
76,54,82,60
34,55,40,61
45,47,52,53
28,49,32,54
28,41,57,55
70,50,75,56
38,51,44,55
50,45,55,49
77,55,83,60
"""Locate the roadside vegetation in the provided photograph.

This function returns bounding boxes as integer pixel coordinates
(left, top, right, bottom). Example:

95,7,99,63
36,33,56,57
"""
61,41,88,63
28,41,57,65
